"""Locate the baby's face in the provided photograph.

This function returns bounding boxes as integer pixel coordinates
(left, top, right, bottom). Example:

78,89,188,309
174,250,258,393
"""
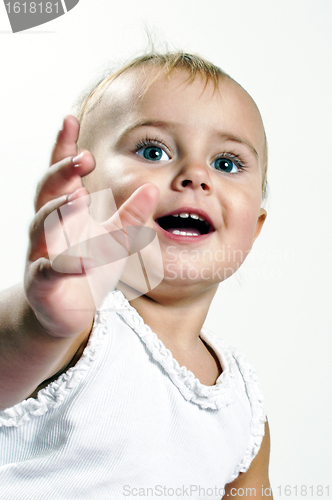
78,68,266,295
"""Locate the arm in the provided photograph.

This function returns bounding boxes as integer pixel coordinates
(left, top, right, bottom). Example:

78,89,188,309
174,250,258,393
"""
0,118,97,409
222,420,273,499
0,116,159,410
0,283,92,409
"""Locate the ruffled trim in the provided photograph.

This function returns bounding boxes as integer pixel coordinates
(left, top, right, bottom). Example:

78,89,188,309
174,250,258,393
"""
108,290,235,410
228,348,266,480
0,310,110,428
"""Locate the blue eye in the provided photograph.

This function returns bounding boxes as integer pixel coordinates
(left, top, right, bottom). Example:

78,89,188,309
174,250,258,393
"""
212,157,239,173
137,146,170,162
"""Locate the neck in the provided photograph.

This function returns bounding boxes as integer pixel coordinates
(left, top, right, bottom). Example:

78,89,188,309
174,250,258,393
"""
127,284,218,350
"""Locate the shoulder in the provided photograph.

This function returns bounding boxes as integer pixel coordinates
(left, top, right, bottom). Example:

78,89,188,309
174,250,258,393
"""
223,420,273,499
229,344,267,479
204,330,267,479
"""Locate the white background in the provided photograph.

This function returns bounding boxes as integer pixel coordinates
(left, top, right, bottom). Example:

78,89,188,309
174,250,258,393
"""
0,0,331,497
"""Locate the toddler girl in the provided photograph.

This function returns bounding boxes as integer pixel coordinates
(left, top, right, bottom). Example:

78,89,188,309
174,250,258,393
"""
0,52,272,499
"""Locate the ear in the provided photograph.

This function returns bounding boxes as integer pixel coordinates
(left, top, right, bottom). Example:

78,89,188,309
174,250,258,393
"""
253,208,267,242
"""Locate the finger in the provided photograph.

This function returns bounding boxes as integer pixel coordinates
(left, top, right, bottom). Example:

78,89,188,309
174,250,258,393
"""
103,183,160,233
29,189,90,262
35,151,95,212
30,255,94,280
101,184,159,257
50,115,79,166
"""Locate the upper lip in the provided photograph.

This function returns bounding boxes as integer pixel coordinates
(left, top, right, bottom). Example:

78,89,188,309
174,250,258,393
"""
154,206,215,231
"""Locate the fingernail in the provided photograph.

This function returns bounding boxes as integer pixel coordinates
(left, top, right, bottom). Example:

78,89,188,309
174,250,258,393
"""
67,190,78,202
72,152,84,167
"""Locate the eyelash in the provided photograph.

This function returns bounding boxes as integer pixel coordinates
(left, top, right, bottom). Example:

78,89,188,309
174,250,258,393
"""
214,152,248,172
134,137,248,172
134,136,171,156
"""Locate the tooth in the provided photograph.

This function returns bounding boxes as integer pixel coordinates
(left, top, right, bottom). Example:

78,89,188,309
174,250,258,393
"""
172,214,179,217
180,231,187,235
190,214,199,219
179,213,189,218
198,216,205,221
173,230,181,235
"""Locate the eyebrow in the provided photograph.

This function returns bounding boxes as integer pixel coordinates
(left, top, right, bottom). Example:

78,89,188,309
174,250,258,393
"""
121,120,176,135
215,133,259,159
122,120,259,159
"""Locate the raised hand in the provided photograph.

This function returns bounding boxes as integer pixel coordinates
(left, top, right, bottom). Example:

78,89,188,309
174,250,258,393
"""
25,115,160,339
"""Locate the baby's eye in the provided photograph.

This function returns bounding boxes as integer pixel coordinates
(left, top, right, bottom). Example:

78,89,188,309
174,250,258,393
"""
136,146,170,162
212,157,239,173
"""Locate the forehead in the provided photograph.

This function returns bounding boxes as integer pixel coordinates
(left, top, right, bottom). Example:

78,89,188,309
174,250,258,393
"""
79,68,266,163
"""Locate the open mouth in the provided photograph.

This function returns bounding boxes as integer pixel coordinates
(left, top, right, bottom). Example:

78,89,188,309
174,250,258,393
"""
156,212,213,237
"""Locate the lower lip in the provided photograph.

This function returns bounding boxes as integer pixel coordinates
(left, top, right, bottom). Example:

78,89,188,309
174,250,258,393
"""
154,222,213,243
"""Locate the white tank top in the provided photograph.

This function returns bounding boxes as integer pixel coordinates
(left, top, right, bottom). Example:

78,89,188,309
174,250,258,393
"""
0,290,266,499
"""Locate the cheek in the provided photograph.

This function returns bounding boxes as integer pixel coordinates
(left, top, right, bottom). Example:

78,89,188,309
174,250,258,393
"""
85,156,144,221
225,191,262,247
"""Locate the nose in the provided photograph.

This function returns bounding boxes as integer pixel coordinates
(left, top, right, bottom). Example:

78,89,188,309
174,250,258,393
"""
171,160,213,194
